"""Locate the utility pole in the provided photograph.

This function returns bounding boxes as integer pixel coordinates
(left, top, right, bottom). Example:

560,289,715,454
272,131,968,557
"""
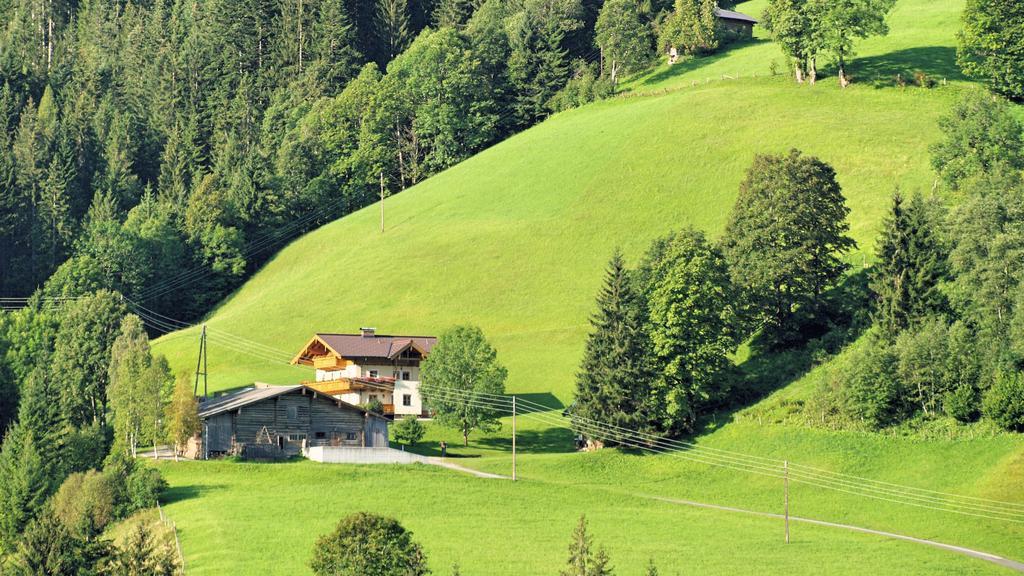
512,395,517,482
194,324,208,399
784,460,790,544
380,171,387,233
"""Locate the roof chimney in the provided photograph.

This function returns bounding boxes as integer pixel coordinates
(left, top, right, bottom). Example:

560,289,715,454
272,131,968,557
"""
360,327,376,338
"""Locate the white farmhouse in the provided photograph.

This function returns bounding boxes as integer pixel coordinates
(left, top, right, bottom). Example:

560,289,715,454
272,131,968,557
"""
290,328,436,418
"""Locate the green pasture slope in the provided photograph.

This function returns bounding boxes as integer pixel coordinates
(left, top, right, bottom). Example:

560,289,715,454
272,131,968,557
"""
148,0,1024,573
153,0,970,399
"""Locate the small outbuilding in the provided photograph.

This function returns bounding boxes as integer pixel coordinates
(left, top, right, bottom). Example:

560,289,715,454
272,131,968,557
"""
198,384,389,459
715,7,757,41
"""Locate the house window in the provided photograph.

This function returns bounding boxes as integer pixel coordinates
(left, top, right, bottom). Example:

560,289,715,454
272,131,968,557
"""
315,432,326,439
288,433,306,442
402,394,412,407
368,370,378,378
402,371,411,380
287,406,298,421
345,432,357,441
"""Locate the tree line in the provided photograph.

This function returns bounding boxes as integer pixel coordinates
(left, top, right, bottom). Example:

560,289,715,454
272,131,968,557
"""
574,89,1024,441
0,291,200,570
574,148,856,441
809,90,1024,432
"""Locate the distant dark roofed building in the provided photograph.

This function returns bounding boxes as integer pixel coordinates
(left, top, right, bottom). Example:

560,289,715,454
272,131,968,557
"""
715,7,758,25
715,7,757,40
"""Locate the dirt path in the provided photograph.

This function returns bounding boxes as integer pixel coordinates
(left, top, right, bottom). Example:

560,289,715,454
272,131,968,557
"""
647,495,1024,573
429,458,511,479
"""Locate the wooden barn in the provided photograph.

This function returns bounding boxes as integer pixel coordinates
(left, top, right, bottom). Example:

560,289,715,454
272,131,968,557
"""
715,7,757,41
198,384,389,459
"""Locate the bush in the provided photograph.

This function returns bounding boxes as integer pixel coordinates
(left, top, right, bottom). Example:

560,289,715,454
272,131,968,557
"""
548,61,613,112
943,384,980,423
63,423,111,476
125,467,167,513
310,512,428,576
361,399,385,415
51,470,116,538
982,372,1024,431
101,454,166,517
844,339,906,429
393,416,426,448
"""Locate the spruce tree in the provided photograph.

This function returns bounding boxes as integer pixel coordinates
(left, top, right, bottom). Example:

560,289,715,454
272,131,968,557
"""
572,251,662,446
560,515,614,576
0,368,68,554
53,290,128,428
870,192,947,339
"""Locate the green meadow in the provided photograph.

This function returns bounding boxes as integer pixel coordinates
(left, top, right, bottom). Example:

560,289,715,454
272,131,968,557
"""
145,0,1024,573
152,455,1017,576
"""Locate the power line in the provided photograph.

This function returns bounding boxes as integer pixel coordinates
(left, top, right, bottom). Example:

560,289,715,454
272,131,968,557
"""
109,302,1024,522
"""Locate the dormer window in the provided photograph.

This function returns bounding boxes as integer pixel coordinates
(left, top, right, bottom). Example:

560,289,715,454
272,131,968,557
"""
368,370,378,378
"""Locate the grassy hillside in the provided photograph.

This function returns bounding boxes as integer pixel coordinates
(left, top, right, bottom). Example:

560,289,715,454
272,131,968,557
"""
624,0,966,93
144,2,1024,573
152,74,965,399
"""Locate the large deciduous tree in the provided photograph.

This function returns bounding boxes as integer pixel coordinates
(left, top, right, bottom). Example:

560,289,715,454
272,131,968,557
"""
763,0,815,82
809,0,895,87
572,251,662,446
108,314,170,457
310,512,428,576
420,325,507,446
638,229,742,433
52,290,127,427
929,90,1024,190
721,150,856,346
958,0,1024,101
165,373,200,460
658,0,719,57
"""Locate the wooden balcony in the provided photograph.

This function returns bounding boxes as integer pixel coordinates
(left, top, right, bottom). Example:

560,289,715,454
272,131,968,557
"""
313,355,349,370
303,377,396,397
382,404,395,415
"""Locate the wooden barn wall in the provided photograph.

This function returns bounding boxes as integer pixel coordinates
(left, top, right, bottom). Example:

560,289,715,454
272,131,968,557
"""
203,389,389,455
206,413,233,452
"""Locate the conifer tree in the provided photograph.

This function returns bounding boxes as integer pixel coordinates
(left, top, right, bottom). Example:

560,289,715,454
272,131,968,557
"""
572,251,662,446
870,192,947,339
560,515,614,576
376,0,410,63
0,368,68,554
53,290,127,428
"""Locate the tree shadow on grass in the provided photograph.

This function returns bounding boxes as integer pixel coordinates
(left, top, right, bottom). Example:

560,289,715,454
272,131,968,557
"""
632,38,772,89
161,483,227,505
511,392,564,411
848,46,966,87
474,426,577,455
695,269,872,435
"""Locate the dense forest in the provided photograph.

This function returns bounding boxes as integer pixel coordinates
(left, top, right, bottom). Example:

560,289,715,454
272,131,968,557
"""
0,0,750,323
